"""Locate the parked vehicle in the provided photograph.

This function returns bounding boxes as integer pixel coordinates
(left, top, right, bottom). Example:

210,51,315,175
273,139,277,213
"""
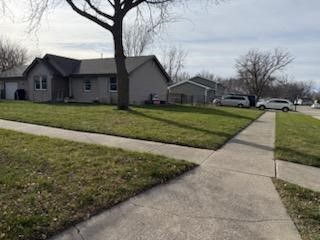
214,95,250,108
311,103,320,109
256,98,294,112
296,98,314,106
213,97,222,105
228,94,256,107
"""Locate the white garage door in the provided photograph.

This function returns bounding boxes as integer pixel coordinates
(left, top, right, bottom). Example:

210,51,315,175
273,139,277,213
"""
5,82,18,100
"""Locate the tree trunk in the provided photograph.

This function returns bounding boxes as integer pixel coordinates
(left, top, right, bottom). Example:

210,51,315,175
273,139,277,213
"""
113,19,130,110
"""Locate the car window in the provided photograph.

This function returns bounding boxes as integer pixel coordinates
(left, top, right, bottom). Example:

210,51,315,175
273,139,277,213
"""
231,96,245,100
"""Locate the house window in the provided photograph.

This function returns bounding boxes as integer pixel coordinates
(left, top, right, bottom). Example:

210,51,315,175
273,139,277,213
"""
34,75,47,90
41,76,47,90
84,80,92,92
34,76,41,90
109,77,117,92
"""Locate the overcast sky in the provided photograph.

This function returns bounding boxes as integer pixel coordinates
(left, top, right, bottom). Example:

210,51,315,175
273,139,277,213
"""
1,0,320,89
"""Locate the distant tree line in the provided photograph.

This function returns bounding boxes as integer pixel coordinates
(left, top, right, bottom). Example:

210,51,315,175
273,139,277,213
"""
220,77,315,102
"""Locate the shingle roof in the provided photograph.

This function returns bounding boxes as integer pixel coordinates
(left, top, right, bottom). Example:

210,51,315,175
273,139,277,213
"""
73,55,154,75
0,54,168,81
189,77,217,89
45,54,80,77
0,65,28,78
168,80,212,90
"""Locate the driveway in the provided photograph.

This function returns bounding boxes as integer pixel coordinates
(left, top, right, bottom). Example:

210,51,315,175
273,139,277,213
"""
297,105,320,120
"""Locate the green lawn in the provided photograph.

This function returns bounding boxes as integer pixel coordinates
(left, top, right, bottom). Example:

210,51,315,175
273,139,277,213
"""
273,179,320,240
0,129,196,240
0,101,261,150
276,112,320,167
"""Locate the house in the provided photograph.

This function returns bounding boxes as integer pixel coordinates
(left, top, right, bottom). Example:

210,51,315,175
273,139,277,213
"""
168,76,225,104
0,54,170,105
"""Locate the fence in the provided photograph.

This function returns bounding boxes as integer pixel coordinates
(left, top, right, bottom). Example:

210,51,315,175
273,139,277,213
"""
168,93,211,105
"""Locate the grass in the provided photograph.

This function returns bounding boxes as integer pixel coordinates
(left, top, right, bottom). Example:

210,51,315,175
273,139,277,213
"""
0,129,196,240
0,101,262,150
273,179,320,240
276,112,320,167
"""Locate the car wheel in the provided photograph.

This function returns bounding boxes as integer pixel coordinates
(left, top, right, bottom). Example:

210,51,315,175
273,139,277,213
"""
238,104,244,108
282,107,289,112
259,105,266,110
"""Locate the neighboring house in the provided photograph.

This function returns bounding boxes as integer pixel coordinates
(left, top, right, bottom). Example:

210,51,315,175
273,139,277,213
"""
168,76,225,104
0,54,170,105
0,65,28,100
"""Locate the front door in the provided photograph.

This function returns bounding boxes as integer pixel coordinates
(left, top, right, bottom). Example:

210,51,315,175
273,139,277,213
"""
5,82,18,100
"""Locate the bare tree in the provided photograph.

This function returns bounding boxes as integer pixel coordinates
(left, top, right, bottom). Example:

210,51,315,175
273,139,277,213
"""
196,70,217,81
0,0,8,14
0,38,28,73
26,0,222,109
175,71,190,83
219,77,246,94
266,77,313,101
236,48,294,100
162,46,187,83
123,15,170,56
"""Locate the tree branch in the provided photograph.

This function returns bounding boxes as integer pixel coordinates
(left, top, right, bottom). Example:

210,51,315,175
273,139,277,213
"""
65,0,113,31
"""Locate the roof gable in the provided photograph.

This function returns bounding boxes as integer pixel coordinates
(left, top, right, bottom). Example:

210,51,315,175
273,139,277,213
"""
189,77,217,89
168,80,211,90
23,58,61,77
45,54,80,77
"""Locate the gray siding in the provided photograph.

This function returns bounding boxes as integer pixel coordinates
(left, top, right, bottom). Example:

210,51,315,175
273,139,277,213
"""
28,62,53,102
70,59,168,105
129,60,168,104
168,82,210,104
70,76,118,104
70,77,99,103
0,80,3,99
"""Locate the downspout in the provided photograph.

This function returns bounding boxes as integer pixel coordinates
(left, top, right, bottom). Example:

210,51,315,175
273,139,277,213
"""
215,83,218,97
2,79,5,99
205,88,208,104
69,78,72,99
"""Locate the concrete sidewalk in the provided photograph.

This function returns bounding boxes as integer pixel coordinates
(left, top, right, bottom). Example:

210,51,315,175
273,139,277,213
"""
41,112,300,240
297,106,320,120
0,119,213,165
276,160,320,192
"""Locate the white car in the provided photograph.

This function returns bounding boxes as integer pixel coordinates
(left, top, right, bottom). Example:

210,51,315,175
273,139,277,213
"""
311,103,320,109
216,95,250,108
256,98,294,112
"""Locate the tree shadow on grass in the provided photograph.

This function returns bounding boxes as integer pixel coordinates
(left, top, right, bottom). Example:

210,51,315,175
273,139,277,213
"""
135,105,256,121
130,109,233,139
276,147,320,168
